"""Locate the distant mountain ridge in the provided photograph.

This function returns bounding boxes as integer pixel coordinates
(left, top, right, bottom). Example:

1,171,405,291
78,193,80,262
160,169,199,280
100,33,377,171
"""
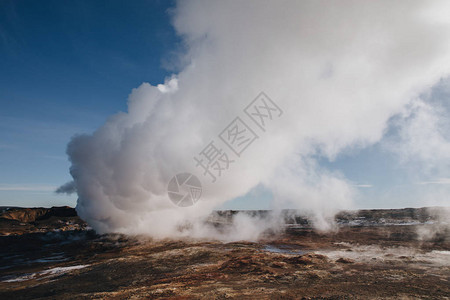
0,206,446,227
0,206,76,223
211,207,447,228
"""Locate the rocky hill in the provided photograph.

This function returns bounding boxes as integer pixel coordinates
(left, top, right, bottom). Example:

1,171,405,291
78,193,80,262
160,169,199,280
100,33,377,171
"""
0,206,77,222
0,206,84,236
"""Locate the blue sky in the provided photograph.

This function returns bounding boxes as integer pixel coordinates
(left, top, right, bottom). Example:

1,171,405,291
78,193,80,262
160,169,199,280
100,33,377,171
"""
1,1,449,209
0,0,179,207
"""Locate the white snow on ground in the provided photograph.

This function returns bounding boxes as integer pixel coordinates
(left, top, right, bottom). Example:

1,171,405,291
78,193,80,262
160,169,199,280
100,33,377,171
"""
1,264,89,283
317,244,450,267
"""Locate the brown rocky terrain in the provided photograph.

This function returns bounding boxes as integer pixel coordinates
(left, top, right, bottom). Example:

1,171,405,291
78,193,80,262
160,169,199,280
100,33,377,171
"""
0,206,77,223
0,207,449,299
0,206,85,236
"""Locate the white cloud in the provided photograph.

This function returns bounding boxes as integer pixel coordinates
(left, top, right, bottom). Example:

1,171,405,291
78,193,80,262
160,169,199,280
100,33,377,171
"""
387,98,450,172
418,178,450,185
65,0,450,239
0,184,57,192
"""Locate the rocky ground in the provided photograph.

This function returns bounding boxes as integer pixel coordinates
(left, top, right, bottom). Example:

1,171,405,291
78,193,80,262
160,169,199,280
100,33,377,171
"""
0,207,449,299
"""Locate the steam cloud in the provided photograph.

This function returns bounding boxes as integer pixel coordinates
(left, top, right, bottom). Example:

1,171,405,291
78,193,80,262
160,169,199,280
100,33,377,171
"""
55,181,77,195
62,1,450,240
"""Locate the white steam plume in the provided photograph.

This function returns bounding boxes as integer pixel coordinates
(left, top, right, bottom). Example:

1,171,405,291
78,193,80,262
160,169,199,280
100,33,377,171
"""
64,0,450,240
55,181,77,195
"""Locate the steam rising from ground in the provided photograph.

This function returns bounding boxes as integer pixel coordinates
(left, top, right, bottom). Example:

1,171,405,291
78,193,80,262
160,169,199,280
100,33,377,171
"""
62,1,450,240
416,207,450,241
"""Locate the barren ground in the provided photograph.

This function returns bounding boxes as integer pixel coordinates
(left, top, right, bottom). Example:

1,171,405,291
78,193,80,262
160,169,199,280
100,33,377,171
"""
0,208,449,299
